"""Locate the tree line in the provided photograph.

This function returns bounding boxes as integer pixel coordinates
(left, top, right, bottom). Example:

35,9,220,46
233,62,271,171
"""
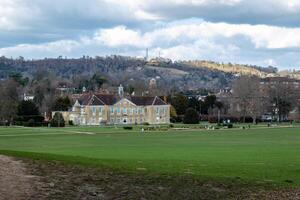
169,76,300,124
0,70,299,126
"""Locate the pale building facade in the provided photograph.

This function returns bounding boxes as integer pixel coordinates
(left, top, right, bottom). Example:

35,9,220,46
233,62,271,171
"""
53,86,170,125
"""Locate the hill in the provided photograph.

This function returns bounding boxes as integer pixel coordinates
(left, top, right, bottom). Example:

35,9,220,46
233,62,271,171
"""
0,56,298,92
181,60,277,77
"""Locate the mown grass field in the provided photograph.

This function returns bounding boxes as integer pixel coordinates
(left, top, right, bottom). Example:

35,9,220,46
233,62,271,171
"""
0,125,300,187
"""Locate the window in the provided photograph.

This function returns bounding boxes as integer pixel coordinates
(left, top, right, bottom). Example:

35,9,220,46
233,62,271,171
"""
99,107,103,114
135,108,138,114
117,107,121,114
156,107,159,114
110,107,114,114
123,107,127,114
92,107,96,116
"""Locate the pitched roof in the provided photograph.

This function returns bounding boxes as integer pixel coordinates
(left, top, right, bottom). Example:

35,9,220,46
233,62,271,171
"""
94,94,118,105
75,93,167,106
77,93,91,105
130,96,155,106
152,96,168,105
88,95,105,106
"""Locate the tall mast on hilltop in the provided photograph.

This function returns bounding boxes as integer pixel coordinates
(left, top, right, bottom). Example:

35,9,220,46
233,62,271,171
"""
145,48,149,61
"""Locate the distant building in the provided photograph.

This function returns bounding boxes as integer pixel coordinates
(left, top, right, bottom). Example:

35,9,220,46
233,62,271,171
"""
289,108,300,122
149,78,157,90
147,57,172,66
53,85,170,125
23,93,34,101
259,77,300,89
56,82,75,96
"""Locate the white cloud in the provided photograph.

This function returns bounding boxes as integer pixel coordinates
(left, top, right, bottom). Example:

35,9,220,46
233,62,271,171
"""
2,0,300,33
0,0,39,30
151,0,242,6
91,20,300,50
264,59,277,67
94,26,144,47
0,40,80,58
1,0,300,70
1,19,300,69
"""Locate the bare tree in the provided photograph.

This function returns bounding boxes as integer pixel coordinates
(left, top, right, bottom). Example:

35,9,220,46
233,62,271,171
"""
0,79,22,124
265,79,298,122
232,76,266,123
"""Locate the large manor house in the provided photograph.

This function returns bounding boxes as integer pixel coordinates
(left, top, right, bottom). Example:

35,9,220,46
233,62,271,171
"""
56,85,170,125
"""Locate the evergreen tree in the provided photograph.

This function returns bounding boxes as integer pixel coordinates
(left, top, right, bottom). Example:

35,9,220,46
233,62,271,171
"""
183,108,199,124
171,94,188,115
50,112,65,127
17,100,39,116
53,97,71,111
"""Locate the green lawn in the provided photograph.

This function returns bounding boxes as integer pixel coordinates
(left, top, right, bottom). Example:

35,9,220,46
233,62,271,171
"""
0,126,300,186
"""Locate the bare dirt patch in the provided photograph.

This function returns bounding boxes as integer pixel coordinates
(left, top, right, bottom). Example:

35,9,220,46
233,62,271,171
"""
25,160,300,200
0,155,44,200
1,156,300,200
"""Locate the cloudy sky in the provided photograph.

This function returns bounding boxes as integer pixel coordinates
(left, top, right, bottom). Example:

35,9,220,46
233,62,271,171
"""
1,0,300,70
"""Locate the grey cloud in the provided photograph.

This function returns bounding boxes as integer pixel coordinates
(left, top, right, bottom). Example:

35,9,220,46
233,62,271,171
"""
143,0,300,27
1,0,300,70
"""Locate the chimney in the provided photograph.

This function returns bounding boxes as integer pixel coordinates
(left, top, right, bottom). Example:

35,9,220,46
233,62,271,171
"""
163,96,167,103
118,84,124,98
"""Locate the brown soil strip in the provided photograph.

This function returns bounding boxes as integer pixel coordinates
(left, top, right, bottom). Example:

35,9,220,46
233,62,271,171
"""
1,155,300,199
0,155,43,200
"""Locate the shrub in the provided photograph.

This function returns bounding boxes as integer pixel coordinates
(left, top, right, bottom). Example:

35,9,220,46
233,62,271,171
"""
68,120,74,126
170,118,177,123
183,108,199,124
50,112,65,127
0,121,9,126
123,126,133,130
208,116,218,123
142,122,150,126
23,115,44,123
240,116,254,123
172,116,183,123
200,115,209,122
27,119,36,127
